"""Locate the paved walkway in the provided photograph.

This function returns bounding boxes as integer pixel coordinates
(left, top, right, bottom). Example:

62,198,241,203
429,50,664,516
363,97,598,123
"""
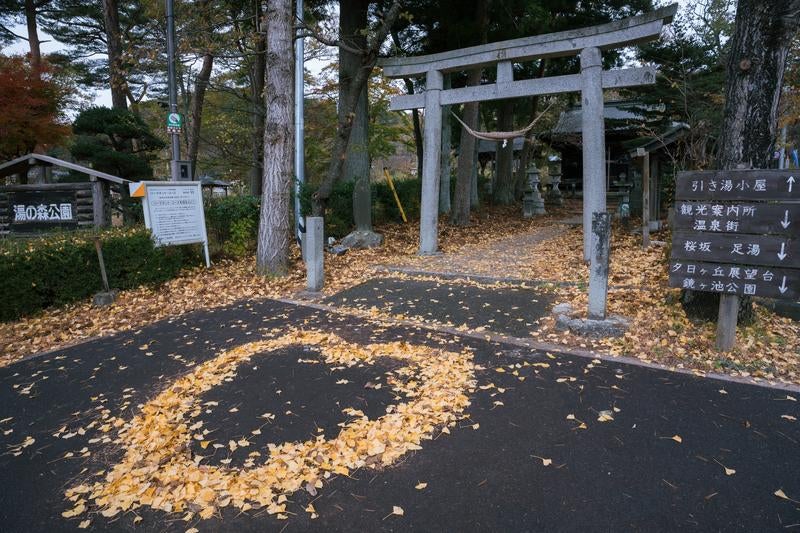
386,223,571,283
1,298,799,532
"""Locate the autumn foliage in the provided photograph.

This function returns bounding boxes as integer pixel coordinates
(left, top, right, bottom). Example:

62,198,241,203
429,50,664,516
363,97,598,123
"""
0,55,70,160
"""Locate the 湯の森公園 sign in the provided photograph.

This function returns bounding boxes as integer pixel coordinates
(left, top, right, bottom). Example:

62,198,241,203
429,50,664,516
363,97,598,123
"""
8,189,78,233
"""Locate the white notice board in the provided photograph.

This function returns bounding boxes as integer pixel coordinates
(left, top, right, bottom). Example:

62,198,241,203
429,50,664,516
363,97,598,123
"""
130,181,211,267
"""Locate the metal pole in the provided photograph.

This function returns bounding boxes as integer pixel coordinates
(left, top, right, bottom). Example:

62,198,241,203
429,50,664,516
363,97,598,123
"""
779,125,787,170
166,0,180,178
642,151,650,248
294,0,305,249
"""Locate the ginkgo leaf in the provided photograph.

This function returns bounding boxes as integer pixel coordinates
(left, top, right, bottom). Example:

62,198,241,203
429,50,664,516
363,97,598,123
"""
77,520,90,529
671,435,682,443
724,467,735,476
392,506,404,516
415,482,427,490
62,502,86,518
597,410,614,422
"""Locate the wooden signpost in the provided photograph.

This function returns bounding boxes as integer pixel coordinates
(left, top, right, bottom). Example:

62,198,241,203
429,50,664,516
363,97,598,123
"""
669,169,799,350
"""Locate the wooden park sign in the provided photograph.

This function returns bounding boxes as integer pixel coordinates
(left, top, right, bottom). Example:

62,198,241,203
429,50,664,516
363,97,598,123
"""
669,169,799,350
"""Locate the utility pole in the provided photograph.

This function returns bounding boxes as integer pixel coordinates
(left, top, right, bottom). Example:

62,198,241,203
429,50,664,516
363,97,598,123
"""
294,0,305,251
166,0,181,180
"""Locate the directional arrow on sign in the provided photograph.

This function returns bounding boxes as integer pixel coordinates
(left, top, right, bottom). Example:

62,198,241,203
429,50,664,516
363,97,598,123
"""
789,175,796,193
778,242,788,261
782,210,791,229
779,276,789,294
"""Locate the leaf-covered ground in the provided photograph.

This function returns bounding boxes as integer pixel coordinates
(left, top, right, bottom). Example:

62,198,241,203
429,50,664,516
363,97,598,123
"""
0,206,555,368
2,299,798,531
2,203,798,385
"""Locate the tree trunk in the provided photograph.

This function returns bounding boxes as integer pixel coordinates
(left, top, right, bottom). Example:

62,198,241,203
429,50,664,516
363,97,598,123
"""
250,0,267,196
339,0,372,232
681,0,800,324
24,0,41,72
102,0,128,110
450,72,481,226
717,0,797,168
411,108,423,179
256,0,294,275
311,0,403,215
493,100,515,204
450,0,487,226
187,52,213,180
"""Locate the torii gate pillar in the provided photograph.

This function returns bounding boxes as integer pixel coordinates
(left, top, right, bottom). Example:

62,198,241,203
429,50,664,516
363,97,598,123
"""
420,70,444,254
580,46,606,262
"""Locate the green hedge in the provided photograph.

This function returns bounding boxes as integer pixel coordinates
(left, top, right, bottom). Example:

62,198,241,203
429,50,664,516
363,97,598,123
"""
0,227,194,322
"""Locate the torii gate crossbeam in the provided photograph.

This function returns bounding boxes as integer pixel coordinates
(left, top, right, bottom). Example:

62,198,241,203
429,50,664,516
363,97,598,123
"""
379,5,678,261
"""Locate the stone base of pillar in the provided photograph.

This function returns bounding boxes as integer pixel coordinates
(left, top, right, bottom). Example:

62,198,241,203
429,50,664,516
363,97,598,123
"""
553,303,629,338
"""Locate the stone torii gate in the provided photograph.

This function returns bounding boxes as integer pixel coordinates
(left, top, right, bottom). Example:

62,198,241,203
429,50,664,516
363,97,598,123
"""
379,5,677,260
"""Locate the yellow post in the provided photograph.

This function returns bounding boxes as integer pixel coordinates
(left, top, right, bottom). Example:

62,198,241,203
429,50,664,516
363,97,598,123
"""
383,167,408,223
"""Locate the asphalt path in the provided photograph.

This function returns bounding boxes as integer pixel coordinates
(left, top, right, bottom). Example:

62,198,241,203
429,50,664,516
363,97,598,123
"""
1,297,799,532
326,277,555,338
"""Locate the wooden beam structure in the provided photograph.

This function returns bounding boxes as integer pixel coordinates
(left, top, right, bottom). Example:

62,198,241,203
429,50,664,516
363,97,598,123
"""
388,67,656,112
0,153,129,185
379,4,678,258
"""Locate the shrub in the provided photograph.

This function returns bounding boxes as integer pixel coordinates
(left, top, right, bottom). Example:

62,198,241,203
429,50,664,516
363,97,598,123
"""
0,227,194,322
223,217,256,258
204,195,260,255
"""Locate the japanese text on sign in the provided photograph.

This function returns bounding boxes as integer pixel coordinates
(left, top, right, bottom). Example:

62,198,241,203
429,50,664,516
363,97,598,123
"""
669,261,797,299
12,203,74,222
670,169,800,301
673,202,799,236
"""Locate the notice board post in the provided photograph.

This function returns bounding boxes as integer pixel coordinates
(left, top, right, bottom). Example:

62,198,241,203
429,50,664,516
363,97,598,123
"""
669,169,799,351
130,181,211,267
